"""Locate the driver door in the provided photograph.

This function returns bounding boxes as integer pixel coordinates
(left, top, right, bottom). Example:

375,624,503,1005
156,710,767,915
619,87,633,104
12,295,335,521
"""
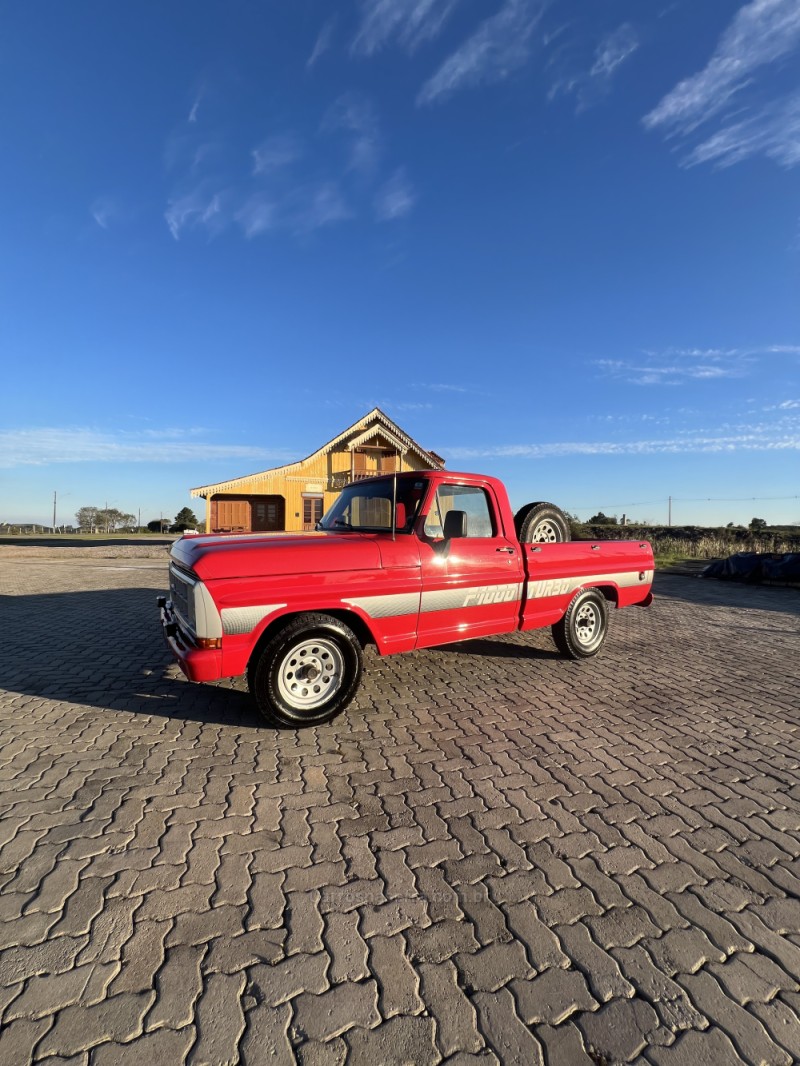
415,483,524,648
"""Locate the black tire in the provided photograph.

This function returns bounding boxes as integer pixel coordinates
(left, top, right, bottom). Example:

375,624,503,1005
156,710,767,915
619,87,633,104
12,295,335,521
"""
551,588,608,659
515,501,570,543
247,614,363,727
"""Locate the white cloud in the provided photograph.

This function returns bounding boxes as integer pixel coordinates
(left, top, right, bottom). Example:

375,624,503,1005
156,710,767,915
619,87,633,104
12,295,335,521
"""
0,428,288,469
374,168,416,220
418,0,545,106
684,91,800,168
644,0,800,168
590,23,639,80
290,182,352,233
352,0,458,55
446,430,800,460
596,344,799,385
252,134,303,176
90,196,117,230
235,196,277,238
322,93,381,175
165,186,225,241
549,22,639,110
307,17,336,68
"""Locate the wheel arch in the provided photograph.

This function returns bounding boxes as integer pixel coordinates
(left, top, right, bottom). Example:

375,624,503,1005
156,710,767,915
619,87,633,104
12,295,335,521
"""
247,607,376,671
586,583,620,608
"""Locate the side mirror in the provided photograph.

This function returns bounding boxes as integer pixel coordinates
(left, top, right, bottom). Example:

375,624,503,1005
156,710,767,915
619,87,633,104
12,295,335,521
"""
443,510,468,540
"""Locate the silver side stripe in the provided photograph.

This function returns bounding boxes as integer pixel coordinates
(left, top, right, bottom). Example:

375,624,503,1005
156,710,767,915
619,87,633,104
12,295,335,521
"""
221,604,286,635
344,593,420,619
527,569,653,599
221,570,652,634
421,582,523,613
346,583,523,619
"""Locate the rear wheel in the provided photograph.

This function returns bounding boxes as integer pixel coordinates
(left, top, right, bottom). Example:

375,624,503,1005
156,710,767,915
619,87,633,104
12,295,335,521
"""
515,501,570,543
248,614,363,727
552,588,608,659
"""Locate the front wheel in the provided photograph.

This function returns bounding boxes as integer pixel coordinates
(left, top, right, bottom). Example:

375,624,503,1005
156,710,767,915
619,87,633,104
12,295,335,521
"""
552,588,608,659
248,614,363,727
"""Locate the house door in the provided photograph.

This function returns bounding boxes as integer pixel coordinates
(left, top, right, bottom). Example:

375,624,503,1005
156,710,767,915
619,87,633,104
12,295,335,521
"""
251,496,285,532
303,496,324,531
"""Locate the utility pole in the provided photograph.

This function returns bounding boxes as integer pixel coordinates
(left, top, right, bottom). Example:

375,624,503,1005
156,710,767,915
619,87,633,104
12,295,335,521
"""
53,491,57,534
668,496,672,527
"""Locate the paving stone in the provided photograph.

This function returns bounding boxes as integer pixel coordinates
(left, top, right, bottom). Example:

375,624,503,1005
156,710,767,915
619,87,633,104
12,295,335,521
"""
678,970,792,1066
292,979,380,1042
36,992,154,1058
286,889,325,955
504,901,569,971
346,1016,439,1066
406,919,480,964
556,922,635,1003
664,890,753,955
0,1016,52,1065
146,943,205,1030
92,1026,195,1066
749,997,800,1062
647,1027,748,1065
454,880,511,945
610,945,707,1035
418,960,482,1057
205,927,285,971
191,972,247,1066
2,553,800,1066
512,967,598,1025
109,919,171,995
472,986,545,1065
415,865,463,922
708,951,797,1004
3,964,95,1021
646,927,728,977
586,904,663,950
368,933,424,1016
578,996,663,1062
239,1000,294,1066
361,898,431,939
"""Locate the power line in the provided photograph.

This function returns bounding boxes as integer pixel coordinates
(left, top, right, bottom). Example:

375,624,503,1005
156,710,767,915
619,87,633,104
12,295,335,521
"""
567,494,799,510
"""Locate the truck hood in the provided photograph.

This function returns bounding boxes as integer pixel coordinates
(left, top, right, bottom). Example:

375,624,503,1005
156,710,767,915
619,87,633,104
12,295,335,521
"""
171,531,382,581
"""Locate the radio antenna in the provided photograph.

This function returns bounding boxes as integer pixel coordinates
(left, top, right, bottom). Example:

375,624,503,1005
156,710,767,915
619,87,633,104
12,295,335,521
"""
392,455,398,542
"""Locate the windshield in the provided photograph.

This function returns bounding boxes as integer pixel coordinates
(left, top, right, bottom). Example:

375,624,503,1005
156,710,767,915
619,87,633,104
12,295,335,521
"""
318,477,429,533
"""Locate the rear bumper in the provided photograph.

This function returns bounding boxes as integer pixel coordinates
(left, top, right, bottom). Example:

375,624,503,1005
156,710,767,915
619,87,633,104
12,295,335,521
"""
158,598,223,682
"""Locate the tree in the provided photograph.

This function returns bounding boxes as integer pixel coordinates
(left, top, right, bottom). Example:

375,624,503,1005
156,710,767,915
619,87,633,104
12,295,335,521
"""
147,519,171,533
172,507,199,532
749,517,767,531
588,512,617,525
94,507,128,532
75,506,100,532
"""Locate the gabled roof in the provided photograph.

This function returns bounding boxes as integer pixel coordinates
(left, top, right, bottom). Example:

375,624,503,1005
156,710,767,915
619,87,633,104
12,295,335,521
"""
191,408,445,498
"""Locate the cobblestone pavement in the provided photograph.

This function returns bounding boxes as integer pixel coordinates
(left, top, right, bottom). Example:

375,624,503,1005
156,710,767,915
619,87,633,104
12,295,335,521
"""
1,557,799,1066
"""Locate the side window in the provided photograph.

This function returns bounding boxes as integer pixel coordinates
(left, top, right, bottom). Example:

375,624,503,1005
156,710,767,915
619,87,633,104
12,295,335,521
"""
424,485,496,539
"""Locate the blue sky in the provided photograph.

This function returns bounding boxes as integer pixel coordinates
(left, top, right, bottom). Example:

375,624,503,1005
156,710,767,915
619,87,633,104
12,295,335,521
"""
2,0,799,528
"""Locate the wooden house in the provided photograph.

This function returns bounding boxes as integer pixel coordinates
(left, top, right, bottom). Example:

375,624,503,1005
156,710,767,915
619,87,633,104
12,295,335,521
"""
191,408,445,534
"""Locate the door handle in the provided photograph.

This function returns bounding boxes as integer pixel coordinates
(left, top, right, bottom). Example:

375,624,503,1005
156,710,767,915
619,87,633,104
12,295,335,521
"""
496,546,515,553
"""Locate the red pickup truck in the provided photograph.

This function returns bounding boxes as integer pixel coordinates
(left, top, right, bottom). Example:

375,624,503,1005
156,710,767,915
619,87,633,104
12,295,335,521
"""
159,471,653,727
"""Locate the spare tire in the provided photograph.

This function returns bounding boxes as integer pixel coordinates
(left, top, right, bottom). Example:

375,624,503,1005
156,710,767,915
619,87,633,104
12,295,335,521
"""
514,501,570,543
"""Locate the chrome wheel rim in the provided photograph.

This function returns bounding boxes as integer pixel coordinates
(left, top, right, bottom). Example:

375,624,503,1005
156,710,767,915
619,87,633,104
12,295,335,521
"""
532,518,561,542
575,602,601,647
277,638,344,711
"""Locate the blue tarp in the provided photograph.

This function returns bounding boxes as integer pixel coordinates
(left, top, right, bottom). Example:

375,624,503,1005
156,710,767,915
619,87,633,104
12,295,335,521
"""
702,552,800,584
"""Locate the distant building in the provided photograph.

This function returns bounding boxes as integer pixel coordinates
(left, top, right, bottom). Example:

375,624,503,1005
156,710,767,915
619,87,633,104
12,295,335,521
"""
191,407,445,534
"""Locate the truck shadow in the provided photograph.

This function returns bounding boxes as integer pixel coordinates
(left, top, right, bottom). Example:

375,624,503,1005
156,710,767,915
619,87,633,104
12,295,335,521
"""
428,637,560,661
0,587,557,730
0,588,259,730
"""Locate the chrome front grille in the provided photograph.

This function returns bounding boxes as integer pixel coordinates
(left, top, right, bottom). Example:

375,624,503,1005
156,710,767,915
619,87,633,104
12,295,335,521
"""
169,567,195,630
